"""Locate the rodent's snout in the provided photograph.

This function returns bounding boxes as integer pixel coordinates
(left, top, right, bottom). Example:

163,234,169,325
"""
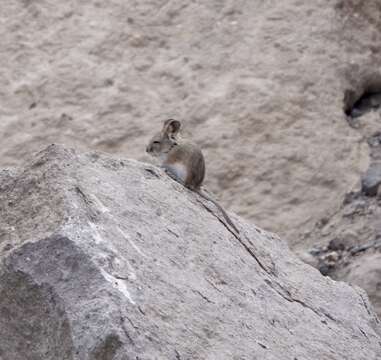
146,144,152,153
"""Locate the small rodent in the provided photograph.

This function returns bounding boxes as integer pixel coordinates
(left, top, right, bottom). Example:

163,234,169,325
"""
146,119,239,234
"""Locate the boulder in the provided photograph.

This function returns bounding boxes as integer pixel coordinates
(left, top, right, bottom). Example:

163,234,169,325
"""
0,145,380,360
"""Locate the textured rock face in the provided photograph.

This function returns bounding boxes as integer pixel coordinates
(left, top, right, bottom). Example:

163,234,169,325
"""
0,145,380,359
3,0,381,347
2,0,379,245
303,60,381,318
304,178,381,318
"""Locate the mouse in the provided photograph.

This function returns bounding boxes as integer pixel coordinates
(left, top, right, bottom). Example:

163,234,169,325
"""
146,118,239,234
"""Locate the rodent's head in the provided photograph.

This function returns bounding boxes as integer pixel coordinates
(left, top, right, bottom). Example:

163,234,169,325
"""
146,119,181,157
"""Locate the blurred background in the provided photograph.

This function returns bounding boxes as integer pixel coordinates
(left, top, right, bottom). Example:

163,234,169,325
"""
1,0,381,314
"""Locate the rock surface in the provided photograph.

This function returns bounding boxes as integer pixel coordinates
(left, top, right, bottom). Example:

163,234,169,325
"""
361,163,381,196
2,0,378,245
0,145,380,359
2,0,381,354
305,171,381,318
304,75,381,318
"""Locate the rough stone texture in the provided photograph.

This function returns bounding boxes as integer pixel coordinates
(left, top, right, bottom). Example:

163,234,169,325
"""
305,168,381,319
3,0,381,352
299,1,381,314
339,253,381,320
0,144,380,359
304,56,381,317
2,0,379,246
361,163,381,196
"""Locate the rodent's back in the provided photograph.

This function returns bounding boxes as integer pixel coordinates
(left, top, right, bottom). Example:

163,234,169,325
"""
166,141,205,189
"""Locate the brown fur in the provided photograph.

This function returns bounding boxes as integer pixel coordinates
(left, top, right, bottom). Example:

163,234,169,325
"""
146,119,239,234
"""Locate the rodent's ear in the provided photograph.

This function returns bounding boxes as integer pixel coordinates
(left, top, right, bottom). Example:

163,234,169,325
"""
162,119,181,135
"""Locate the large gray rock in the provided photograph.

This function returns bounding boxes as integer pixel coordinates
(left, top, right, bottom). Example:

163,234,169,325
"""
0,145,380,359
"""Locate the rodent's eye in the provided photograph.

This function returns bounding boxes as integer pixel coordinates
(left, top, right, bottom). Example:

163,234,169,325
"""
153,141,160,144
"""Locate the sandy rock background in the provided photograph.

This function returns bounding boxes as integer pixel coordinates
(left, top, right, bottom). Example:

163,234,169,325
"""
1,1,381,311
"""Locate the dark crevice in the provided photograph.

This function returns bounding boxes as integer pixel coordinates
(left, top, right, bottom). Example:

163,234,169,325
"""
343,79,381,197
197,197,271,275
200,195,339,323
344,76,381,119
175,349,182,360
192,289,214,304
267,279,337,323
120,316,135,345
358,292,373,317
345,90,381,119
